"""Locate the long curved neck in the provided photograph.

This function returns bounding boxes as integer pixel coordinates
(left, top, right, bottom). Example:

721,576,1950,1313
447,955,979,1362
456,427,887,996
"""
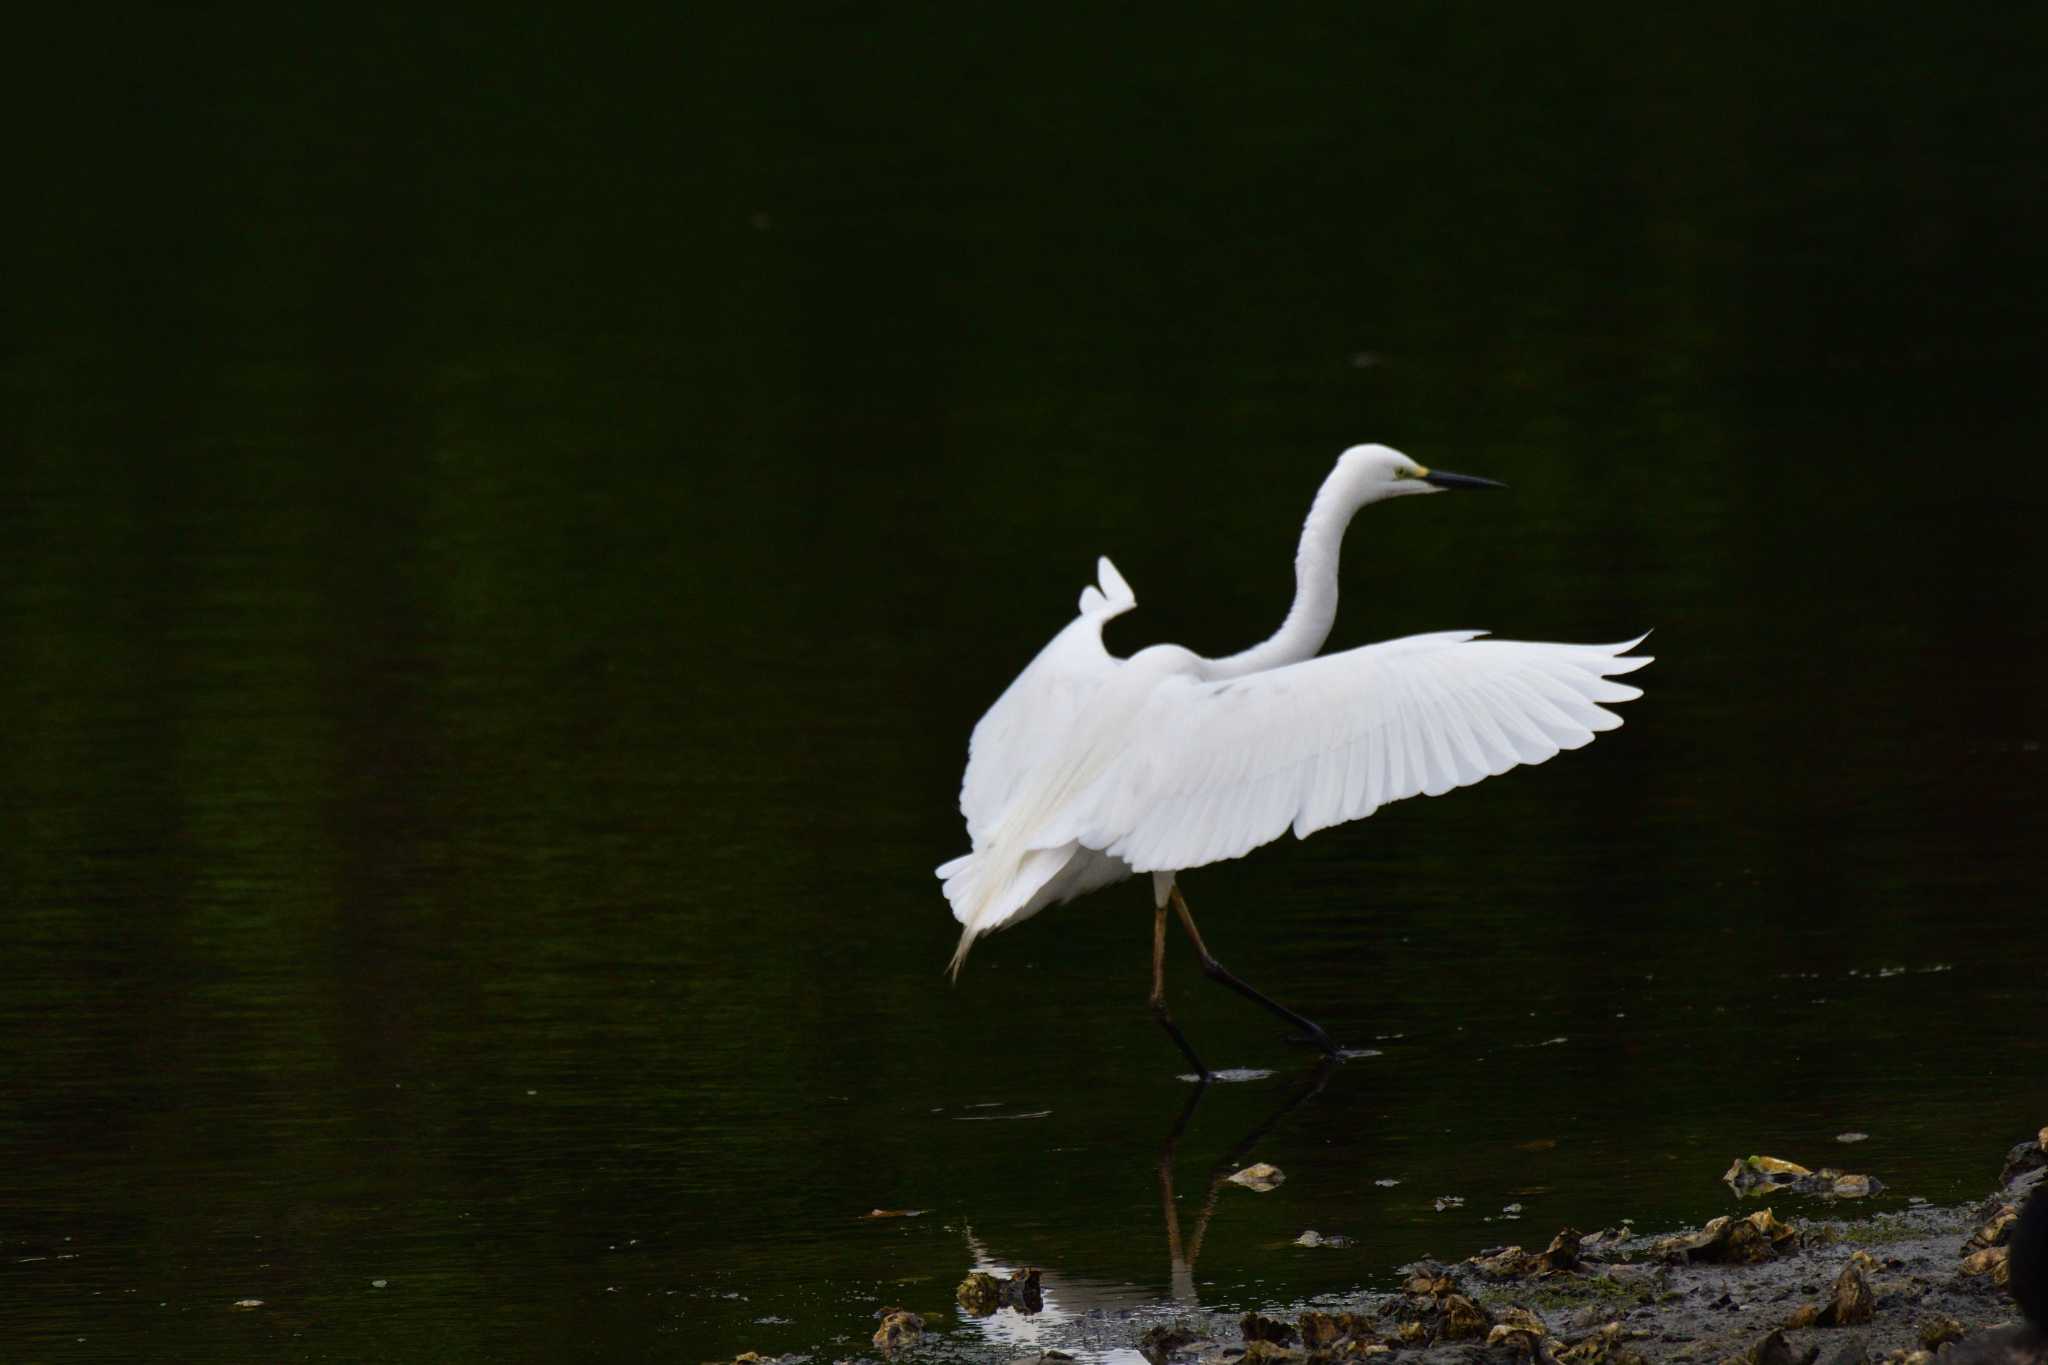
1205,472,1363,679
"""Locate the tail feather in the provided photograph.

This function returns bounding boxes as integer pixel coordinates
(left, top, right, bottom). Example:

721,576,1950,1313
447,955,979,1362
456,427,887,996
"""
938,844,1072,979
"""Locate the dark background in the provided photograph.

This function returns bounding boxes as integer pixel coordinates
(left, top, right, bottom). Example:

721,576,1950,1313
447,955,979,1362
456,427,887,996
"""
4,6,2045,1361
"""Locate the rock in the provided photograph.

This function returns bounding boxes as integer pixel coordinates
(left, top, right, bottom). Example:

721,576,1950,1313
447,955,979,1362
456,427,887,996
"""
1470,1228,1588,1280
1968,1208,2019,1252
872,1308,924,1353
1000,1269,1044,1315
1487,1306,1551,1354
1961,1247,2011,1287
1815,1337,1871,1365
1297,1311,1379,1351
1919,1316,1967,1350
1817,1264,1877,1327
1244,1341,1305,1364
1655,1210,1800,1264
1402,1266,1458,1297
957,1272,1001,1316
1243,1312,1300,1346
1229,1163,1286,1192
1733,1328,1820,1365
1441,1293,1494,1341
1138,1324,1206,1365
1997,1131,2047,1190
1557,1321,1649,1365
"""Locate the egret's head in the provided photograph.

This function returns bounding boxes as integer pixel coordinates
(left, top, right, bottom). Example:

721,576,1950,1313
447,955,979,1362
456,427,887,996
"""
1334,444,1507,503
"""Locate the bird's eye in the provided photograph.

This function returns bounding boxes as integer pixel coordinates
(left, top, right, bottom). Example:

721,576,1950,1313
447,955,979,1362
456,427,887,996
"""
1394,467,1415,479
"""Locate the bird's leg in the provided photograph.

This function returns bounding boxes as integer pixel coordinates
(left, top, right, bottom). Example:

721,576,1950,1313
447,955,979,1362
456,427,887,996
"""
1170,885,1339,1057
1151,902,1211,1079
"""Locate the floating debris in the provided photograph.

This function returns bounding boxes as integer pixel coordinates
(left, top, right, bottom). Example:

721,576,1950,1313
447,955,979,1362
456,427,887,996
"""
1374,1178,1400,1187
1228,1163,1285,1192
229,1299,264,1311
1294,1230,1353,1248
1652,1209,1799,1264
864,1209,927,1219
872,1307,925,1353
1434,1195,1466,1212
1838,1132,1871,1144
1723,1156,1884,1199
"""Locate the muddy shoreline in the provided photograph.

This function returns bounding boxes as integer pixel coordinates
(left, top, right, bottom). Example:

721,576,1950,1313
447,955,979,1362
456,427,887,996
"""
783,1133,2048,1365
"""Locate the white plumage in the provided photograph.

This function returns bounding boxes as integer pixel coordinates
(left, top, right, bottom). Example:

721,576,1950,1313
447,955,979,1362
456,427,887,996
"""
939,445,1649,993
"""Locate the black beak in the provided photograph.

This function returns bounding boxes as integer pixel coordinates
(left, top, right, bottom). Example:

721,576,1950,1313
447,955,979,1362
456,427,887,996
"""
1421,468,1507,491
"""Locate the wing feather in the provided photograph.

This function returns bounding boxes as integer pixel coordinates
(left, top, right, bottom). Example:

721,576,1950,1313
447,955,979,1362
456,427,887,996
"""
1073,633,1650,872
954,557,1136,843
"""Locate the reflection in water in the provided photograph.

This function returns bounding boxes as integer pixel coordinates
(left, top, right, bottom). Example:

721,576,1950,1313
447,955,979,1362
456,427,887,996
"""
962,1060,1339,1357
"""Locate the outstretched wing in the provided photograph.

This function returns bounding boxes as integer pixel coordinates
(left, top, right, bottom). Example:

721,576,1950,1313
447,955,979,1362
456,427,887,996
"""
1067,632,1651,873
955,557,1136,843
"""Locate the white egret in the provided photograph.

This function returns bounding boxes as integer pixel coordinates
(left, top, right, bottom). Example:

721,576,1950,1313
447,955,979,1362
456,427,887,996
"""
938,444,1649,1075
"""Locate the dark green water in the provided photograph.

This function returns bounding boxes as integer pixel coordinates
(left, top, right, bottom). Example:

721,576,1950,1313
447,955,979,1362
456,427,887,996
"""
5,7,2047,1361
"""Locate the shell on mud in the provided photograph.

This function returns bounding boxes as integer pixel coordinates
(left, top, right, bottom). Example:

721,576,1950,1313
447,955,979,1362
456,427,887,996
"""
1654,1209,1800,1264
